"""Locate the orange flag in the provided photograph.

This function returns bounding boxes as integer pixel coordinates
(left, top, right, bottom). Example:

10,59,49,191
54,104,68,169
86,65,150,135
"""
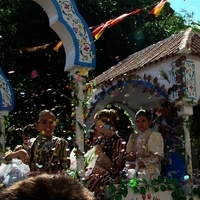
150,0,167,17
23,43,52,52
92,9,141,40
54,41,63,52
109,9,141,27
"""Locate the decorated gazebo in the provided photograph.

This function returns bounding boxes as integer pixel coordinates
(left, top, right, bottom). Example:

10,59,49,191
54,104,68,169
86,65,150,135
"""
86,28,200,199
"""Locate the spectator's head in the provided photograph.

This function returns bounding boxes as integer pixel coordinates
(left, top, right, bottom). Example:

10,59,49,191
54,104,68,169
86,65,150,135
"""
159,99,177,117
0,174,95,200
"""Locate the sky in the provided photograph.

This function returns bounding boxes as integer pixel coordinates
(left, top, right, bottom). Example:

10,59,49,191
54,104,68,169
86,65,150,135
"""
168,0,200,21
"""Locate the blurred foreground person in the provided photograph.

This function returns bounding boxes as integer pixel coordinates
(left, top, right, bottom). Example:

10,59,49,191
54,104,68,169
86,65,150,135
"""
0,174,95,200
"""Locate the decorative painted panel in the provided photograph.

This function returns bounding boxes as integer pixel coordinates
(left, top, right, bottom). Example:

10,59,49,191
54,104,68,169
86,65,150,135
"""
0,67,14,111
34,0,96,70
171,56,196,101
52,0,96,68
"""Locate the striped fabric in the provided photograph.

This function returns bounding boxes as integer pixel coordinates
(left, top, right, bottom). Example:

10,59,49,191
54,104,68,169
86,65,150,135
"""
86,135,126,198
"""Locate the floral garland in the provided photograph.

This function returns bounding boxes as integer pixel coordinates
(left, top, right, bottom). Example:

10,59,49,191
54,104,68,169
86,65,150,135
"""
86,78,169,119
65,69,96,158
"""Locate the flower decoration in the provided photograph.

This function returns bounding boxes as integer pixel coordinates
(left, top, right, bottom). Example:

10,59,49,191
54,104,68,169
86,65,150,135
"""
77,68,89,76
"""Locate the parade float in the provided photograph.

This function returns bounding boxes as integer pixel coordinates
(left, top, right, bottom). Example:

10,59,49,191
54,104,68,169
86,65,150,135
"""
4,0,199,199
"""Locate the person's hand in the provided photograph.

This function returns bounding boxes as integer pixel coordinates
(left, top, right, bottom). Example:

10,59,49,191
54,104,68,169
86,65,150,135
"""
18,149,30,165
95,145,104,156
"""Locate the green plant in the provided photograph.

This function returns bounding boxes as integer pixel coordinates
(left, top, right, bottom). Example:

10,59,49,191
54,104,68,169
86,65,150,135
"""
159,68,170,84
105,176,200,200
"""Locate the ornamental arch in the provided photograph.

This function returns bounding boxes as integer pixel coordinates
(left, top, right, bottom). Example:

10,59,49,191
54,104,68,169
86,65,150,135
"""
33,0,96,177
34,0,96,71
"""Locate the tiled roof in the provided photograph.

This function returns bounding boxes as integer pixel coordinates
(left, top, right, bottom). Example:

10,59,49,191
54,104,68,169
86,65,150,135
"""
94,28,200,85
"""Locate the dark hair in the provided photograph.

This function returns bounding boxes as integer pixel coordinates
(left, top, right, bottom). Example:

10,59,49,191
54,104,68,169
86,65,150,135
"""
160,100,177,115
135,109,152,121
0,174,94,200
22,124,38,138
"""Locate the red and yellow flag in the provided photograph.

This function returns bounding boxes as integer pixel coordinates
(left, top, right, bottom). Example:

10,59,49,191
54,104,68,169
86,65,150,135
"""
150,0,167,17
54,41,63,52
92,9,141,40
92,20,112,40
109,9,141,27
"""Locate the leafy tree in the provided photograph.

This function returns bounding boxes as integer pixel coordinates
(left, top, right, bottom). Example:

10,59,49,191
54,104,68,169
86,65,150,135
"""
180,9,200,33
75,0,188,75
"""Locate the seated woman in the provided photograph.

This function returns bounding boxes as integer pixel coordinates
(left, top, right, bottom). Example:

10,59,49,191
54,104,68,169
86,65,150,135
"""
85,109,126,199
126,109,164,181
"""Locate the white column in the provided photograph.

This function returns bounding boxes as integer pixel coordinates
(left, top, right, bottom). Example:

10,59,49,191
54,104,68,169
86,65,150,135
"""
74,79,85,177
178,104,193,177
184,116,193,177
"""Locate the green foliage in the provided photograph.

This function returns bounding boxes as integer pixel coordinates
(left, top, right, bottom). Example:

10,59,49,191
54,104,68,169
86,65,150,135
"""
105,176,199,200
75,0,188,75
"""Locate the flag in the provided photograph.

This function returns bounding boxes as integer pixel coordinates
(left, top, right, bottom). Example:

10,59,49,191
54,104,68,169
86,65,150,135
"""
92,20,112,40
92,9,141,40
109,9,141,27
54,41,63,52
22,43,52,52
150,0,167,17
